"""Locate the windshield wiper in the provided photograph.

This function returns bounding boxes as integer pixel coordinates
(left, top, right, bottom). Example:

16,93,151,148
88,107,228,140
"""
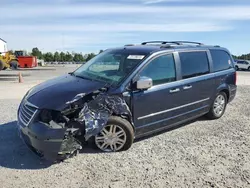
69,72,95,81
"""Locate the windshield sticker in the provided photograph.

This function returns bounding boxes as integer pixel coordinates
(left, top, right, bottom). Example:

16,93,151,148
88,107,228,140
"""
127,55,145,60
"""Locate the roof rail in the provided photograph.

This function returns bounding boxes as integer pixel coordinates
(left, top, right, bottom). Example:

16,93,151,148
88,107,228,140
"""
141,41,181,45
124,44,135,46
171,41,204,45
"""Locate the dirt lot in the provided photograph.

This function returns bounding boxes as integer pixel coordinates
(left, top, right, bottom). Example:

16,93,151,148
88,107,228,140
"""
0,66,250,188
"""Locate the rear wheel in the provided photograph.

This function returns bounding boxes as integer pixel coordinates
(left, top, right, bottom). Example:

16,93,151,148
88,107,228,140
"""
94,116,134,152
206,92,227,119
9,60,18,70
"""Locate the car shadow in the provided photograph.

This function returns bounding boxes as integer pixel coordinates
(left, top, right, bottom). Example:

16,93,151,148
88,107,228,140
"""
0,121,53,170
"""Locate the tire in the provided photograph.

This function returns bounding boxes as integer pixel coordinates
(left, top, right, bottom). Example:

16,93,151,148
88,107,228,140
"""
9,60,19,70
206,92,227,120
0,60,4,70
248,67,250,71
94,116,134,152
235,65,239,71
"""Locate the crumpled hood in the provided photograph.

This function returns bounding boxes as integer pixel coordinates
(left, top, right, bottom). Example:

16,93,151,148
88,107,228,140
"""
27,74,106,110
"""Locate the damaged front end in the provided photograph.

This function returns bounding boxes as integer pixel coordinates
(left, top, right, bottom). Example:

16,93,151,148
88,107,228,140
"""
18,88,132,162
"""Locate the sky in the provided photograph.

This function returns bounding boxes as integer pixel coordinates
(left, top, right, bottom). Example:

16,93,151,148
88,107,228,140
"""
0,0,250,55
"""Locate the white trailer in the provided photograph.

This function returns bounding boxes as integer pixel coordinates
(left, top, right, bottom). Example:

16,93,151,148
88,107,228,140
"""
0,38,8,56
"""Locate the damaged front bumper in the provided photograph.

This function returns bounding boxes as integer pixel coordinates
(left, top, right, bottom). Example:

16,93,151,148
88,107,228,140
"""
17,89,133,161
17,120,82,161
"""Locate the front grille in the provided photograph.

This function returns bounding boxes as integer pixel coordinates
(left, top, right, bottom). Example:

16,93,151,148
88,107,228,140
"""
19,102,38,126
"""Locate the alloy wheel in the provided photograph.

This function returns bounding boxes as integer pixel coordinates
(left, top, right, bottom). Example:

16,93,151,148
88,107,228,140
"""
213,94,226,117
95,124,127,152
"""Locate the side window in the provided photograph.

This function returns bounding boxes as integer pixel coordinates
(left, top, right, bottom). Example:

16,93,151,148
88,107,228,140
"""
139,54,176,85
179,51,210,79
210,49,232,72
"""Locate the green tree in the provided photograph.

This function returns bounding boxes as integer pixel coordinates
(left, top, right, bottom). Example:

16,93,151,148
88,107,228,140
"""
31,47,43,59
65,52,73,61
54,52,60,62
99,50,104,54
60,52,66,62
43,52,54,62
85,53,96,61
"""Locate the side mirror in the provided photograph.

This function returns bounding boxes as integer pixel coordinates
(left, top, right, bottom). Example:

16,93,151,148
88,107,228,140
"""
136,76,153,90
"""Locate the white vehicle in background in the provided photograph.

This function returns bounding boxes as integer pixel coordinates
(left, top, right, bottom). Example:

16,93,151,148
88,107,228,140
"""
37,59,45,66
235,60,250,71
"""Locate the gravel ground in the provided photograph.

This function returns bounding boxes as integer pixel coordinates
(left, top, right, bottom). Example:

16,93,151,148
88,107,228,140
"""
0,86,250,188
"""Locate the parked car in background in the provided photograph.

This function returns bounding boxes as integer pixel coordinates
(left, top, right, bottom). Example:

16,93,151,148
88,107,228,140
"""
235,60,250,71
37,59,45,66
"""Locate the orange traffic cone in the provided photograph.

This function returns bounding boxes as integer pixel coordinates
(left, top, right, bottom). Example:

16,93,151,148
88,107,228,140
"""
18,72,23,83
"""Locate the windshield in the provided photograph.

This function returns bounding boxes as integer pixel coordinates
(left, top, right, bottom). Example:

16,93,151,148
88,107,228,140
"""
73,50,147,86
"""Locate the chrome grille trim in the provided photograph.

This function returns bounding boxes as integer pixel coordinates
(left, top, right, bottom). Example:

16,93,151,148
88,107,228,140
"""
19,101,38,126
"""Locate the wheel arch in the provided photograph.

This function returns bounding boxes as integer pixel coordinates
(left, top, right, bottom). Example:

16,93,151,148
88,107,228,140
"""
216,85,230,103
112,113,135,133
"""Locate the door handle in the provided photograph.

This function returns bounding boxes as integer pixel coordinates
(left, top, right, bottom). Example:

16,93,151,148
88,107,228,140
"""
169,88,180,93
183,85,192,90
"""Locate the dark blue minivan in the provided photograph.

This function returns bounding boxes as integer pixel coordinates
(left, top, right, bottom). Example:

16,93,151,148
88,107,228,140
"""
17,41,237,161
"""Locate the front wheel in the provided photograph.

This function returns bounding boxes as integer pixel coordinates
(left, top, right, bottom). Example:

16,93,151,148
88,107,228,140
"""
9,60,19,70
235,65,239,71
248,67,250,71
94,116,134,152
206,92,227,119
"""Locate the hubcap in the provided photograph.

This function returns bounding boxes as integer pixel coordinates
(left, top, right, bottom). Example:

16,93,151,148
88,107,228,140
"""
95,124,127,152
213,94,226,116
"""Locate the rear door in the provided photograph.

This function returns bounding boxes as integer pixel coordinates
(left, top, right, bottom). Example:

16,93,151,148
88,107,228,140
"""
176,50,214,118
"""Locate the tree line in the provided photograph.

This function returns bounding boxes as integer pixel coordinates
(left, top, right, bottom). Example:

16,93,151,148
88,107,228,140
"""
233,53,250,60
28,47,250,62
31,47,104,62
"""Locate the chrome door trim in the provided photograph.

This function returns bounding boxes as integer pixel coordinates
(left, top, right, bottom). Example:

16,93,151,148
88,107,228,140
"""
137,97,210,120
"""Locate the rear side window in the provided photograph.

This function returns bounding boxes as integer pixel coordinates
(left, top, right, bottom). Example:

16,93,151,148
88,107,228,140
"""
210,50,232,72
140,54,176,85
179,51,209,79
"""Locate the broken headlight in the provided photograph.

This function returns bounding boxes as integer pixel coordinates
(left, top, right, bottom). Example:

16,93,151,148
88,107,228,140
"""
39,109,67,125
39,109,53,124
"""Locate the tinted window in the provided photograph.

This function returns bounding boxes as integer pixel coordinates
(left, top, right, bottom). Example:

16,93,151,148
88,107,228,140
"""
179,51,209,79
140,54,176,85
210,50,232,72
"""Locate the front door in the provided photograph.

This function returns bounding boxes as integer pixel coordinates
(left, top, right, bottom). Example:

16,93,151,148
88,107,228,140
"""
132,53,188,136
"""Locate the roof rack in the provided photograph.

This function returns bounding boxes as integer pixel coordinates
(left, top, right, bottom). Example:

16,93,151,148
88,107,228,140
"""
124,44,135,46
172,41,204,45
141,41,203,46
141,41,181,45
